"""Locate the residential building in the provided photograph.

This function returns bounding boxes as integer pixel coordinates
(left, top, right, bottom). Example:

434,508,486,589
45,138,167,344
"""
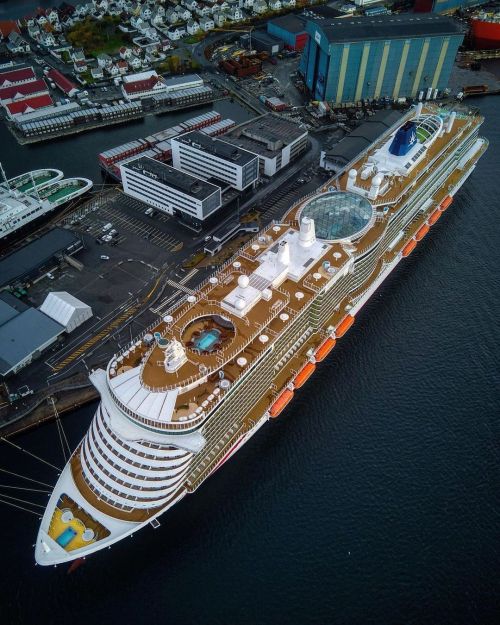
200,16,215,31
6,32,31,54
121,157,222,223
172,131,259,191
187,20,200,35
300,14,465,103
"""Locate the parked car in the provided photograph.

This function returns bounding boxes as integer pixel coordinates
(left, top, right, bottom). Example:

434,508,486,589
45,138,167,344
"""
100,255,110,260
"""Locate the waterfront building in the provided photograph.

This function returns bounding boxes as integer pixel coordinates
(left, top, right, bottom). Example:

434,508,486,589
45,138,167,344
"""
171,131,259,191
0,67,36,88
47,69,78,97
223,114,309,177
120,157,222,222
0,292,64,378
267,14,308,51
0,79,49,105
414,0,488,13
300,14,464,103
121,70,168,100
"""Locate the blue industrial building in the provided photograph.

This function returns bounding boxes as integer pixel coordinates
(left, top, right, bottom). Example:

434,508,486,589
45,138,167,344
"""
414,0,488,13
300,14,464,104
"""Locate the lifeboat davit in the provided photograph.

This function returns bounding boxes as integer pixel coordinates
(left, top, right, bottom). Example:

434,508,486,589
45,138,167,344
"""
440,195,453,211
428,209,441,226
269,388,294,418
293,362,316,389
315,337,336,362
402,238,417,257
335,314,355,338
415,223,430,241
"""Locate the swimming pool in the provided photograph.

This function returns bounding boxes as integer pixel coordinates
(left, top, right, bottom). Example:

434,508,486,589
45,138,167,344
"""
56,527,77,548
193,329,221,353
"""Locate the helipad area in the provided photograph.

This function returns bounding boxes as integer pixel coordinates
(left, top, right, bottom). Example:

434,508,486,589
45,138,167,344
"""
299,191,374,242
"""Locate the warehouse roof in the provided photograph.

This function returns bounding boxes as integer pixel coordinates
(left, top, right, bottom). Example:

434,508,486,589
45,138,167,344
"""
47,68,77,94
0,66,36,87
5,93,53,115
0,78,48,101
123,156,220,200
308,14,464,44
0,306,63,377
0,228,81,288
324,109,403,166
268,15,307,34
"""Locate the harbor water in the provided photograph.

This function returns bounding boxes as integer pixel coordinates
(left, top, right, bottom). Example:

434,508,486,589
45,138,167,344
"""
0,95,498,624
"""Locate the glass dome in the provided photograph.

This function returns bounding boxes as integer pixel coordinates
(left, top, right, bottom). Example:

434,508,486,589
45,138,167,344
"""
300,191,374,241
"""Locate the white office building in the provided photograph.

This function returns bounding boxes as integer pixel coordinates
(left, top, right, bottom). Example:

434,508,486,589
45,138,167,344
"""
171,131,259,191
120,156,222,222
223,114,309,177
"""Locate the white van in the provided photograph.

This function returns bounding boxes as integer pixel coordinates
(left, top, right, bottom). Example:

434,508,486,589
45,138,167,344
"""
102,222,113,231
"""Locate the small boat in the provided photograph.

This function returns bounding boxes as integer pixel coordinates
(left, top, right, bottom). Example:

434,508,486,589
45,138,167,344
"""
402,238,417,257
440,195,453,211
428,209,441,226
415,223,430,241
293,362,316,389
314,337,336,362
269,388,294,418
335,314,355,338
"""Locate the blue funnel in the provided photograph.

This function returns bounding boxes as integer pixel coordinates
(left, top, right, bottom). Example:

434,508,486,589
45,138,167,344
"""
389,121,417,156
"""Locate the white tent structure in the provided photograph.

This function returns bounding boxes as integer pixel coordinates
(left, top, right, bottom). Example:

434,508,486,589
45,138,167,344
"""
40,291,92,333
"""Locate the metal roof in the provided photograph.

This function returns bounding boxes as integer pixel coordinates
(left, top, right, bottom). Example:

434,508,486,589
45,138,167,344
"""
0,307,64,376
0,228,81,288
268,14,307,34
308,14,464,44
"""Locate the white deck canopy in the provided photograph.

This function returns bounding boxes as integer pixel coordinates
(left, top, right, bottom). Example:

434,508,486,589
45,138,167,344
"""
40,291,92,333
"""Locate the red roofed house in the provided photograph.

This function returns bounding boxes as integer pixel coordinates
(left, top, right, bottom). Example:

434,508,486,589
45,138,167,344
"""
121,70,168,101
5,93,53,119
0,21,20,39
0,79,49,105
0,66,37,88
46,68,78,97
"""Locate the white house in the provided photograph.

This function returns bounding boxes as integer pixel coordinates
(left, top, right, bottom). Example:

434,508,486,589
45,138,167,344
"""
119,46,132,59
196,5,213,17
74,59,88,73
40,32,56,47
199,16,214,31
253,0,267,14
140,5,152,20
183,0,199,11
269,0,281,9
212,11,226,26
46,8,59,23
106,64,120,76
175,7,192,21
226,7,243,20
167,26,187,40
6,32,31,54
91,66,104,79
97,52,113,67
187,20,200,35
128,56,142,70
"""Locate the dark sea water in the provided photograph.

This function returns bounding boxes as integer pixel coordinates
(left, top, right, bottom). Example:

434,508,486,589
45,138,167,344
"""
0,93,499,624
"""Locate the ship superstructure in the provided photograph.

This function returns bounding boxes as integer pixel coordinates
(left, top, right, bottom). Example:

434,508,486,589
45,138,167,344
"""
35,104,487,565
0,167,93,239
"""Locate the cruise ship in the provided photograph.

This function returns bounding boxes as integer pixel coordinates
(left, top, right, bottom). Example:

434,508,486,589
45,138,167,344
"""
35,103,487,566
0,167,93,240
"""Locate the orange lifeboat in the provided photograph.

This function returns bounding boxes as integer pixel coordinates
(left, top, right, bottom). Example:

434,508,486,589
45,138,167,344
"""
293,362,316,389
315,337,336,362
415,223,430,241
335,314,355,338
402,238,417,257
269,388,294,418
440,195,453,211
428,209,441,226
